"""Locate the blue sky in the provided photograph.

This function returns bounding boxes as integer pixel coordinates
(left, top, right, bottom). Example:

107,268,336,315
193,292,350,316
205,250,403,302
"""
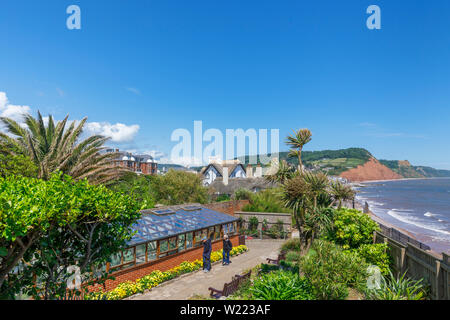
1,0,450,168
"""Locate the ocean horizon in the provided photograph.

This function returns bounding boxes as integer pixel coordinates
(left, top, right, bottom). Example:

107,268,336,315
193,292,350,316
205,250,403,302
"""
355,178,450,254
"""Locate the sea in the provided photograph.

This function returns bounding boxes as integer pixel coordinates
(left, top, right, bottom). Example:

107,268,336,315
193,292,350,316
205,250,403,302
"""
355,178,450,254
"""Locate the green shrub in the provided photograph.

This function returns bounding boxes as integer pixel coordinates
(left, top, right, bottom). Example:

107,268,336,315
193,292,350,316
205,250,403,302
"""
285,251,301,263
349,243,392,275
250,270,314,300
233,188,252,200
300,240,369,300
248,216,259,231
242,188,291,213
324,208,379,249
365,271,427,300
281,239,301,254
215,194,231,202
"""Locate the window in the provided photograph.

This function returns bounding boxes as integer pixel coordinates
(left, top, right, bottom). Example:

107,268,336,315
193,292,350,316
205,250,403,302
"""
159,240,168,253
214,225,221,240
123,248,135,264
201,229,208,241
110,252,122,267
178,234,186,252
186,232,193,249
136,244,146,265
168,237,177,251
147,241,157,261
208,227,214,239
194,230,202,247
159,239,168,258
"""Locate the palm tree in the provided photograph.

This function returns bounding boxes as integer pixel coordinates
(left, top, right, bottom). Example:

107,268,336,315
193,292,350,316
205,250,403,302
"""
265,159,294,184
302,171,329,209
0,111,124,184
286,128,312,173
281,174,312,250
329,180,356,209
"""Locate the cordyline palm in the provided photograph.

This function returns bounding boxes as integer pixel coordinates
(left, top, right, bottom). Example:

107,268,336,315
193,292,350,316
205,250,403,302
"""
286,128,312,173
282,171,331,250
330,180,356,209
302,171,329,209
0,111,124,184
265,159,294,184
281,174,312,250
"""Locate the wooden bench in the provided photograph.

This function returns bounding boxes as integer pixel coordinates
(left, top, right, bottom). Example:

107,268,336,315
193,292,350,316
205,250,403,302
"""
266,253,285,265
208,270,252,298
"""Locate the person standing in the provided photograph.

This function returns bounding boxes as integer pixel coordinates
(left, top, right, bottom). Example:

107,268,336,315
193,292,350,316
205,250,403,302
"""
202,234,212,273
222,234,233,265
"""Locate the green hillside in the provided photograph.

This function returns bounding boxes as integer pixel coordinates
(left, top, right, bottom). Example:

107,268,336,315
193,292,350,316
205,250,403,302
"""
234,148,450,178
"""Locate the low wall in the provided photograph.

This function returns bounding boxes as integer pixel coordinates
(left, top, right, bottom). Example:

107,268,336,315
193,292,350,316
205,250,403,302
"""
375,231,449,300
236,211,292,232
204,200,250,216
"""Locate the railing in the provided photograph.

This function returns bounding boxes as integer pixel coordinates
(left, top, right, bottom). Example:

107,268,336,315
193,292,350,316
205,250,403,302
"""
376,222,431,251
374,231,449,300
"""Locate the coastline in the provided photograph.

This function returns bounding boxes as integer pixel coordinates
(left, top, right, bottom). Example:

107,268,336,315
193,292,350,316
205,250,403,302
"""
350,178,450,255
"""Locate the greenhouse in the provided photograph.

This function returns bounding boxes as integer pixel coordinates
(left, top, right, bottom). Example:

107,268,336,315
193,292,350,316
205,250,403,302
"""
106,204,239,272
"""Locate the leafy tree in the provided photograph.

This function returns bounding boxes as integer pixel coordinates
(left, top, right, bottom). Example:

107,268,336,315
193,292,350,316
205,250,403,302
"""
324,208,379,249
0,173,140,299
0,153,37,178
0,111,124,184
108,171,155,208
286,129,312,173
150,169,208,205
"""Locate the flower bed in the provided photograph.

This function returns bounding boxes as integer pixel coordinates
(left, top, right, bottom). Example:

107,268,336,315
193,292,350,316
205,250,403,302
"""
85,245,248,300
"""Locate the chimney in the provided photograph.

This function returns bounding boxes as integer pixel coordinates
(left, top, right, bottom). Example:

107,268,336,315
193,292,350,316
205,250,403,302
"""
254,164,262,178
246,164,253,178
223,167,229,186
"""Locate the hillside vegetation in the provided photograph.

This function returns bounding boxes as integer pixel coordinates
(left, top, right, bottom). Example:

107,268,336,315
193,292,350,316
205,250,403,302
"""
236,148,450,179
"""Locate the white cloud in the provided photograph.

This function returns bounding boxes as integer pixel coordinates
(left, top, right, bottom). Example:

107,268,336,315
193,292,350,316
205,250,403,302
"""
0,91,141,144
0,91,31,122
85,122,140,143
126,87,141,95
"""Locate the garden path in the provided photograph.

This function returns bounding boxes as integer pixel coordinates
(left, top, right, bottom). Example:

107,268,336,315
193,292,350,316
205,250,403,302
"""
129,239,284,300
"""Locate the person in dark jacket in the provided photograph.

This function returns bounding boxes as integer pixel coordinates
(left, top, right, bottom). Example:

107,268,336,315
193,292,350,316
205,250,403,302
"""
222,234,233,265
202,234,212,272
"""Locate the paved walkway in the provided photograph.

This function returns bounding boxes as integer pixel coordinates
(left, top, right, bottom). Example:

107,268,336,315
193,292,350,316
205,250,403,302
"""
129,239,284,300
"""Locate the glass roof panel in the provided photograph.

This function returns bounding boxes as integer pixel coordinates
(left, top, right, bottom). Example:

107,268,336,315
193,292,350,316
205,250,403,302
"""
127,206,238,245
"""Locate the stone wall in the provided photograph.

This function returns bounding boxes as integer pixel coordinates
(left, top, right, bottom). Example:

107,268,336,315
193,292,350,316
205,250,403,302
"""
236,211,292,232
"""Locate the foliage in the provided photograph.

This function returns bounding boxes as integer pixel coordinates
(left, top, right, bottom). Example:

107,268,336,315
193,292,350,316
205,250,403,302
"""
285,251,301,263
300,240,369,300
280,239,301,254
215,194,231,202
150,169,208,205
242,188,291,213
285,128,312,172
249,270,314,300
329,180,356,209
365,271,427,300
0,153,38,178
108,171,155,208
248,216,259,231
265,219,287,239
324,208,379,250
85,245,248,300
233,188,252,200
349,243,392,276
0,173,140,299
265,159,295,184
0,111,123,184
